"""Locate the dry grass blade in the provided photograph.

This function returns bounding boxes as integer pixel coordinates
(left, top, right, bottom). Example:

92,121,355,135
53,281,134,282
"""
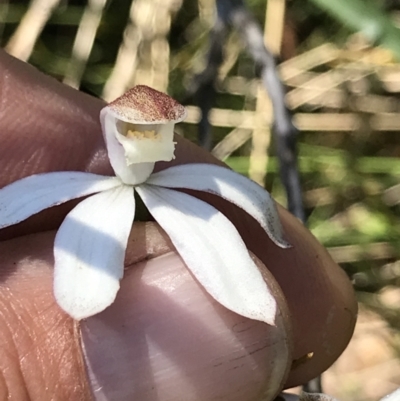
249,89,272,185
63,0,108,89
248,0,284,186
328,242,396,264
278,43,339,82
383,184,400,206
211,127,252,160
185,106,365,132
264,0,285,56
5,0,60,61
103,0,180,101
286,64,372,110
0,0,9,41
102,0,142,102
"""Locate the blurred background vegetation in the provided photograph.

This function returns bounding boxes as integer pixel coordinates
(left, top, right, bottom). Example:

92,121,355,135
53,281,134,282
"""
1,0,400,399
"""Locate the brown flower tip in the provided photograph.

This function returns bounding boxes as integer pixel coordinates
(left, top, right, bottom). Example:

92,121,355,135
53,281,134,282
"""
108,85,186,124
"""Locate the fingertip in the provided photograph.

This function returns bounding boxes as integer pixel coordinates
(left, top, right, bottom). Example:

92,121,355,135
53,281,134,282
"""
81,252,292,401
0,231,92,399
273,207,358,387
0,49,107,185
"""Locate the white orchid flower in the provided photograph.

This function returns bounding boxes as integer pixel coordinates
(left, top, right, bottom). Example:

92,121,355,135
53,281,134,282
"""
0,85,289,322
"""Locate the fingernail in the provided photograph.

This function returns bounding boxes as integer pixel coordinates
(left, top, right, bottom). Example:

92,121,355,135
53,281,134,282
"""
81,253,291,401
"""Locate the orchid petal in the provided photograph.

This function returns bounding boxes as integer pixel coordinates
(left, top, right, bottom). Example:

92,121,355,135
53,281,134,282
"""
100,108,155,185
147,164,290,248
54,185,135,320
100,86,186,185
137,185,277,324
381,388,400,401
0,172,121,229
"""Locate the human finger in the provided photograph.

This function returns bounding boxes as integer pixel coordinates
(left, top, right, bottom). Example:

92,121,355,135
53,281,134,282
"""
0,224,292,400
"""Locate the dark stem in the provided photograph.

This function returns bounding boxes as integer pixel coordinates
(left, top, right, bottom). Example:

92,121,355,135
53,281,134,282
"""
184,10,228,150
302,376,323,394
188,0,305,220
224,0,305,222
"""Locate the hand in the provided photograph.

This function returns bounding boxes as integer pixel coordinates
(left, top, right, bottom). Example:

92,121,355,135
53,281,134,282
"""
0,49,357,401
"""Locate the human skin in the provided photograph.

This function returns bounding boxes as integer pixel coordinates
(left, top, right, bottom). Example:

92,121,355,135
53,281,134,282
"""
0,49,357,400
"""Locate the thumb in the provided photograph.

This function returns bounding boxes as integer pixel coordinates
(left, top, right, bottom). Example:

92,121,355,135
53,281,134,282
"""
82,242,292,401
0,222,292,401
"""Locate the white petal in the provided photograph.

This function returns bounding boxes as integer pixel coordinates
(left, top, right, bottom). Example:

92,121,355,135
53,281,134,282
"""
137,185,277,324
381,388,400,401
54,185,135,320
147,164,290,248
0,172,121,229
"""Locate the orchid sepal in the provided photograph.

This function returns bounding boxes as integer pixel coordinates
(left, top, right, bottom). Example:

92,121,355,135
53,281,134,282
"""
0,172,121,229
147,163,290,248
54,185,135,320
137,184,278,325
